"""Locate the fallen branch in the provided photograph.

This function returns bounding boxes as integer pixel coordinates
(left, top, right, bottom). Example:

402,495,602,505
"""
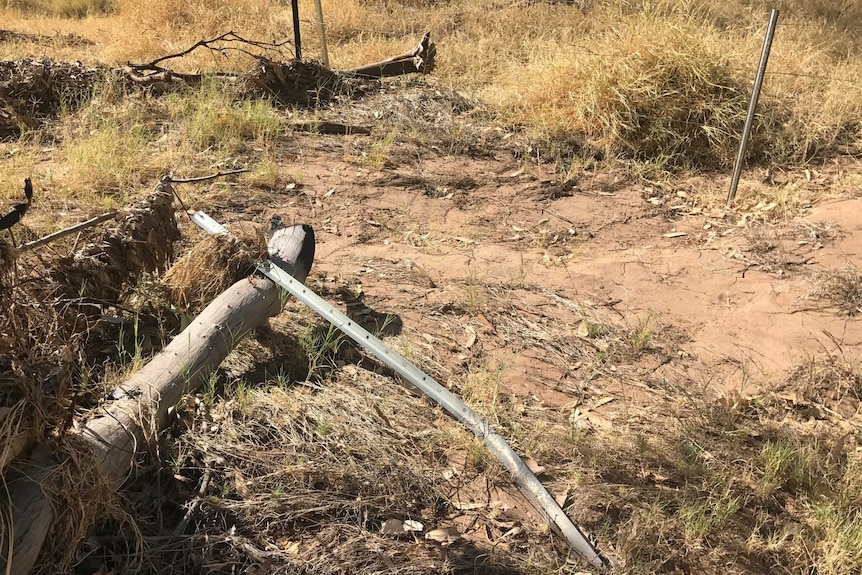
288,120,372,135
134,31,293,70
122,31,294,92
173,465,212,536
162,169,250,184
1,224,316,575
18,211,117,253
120,66,209,92
158,169,251,220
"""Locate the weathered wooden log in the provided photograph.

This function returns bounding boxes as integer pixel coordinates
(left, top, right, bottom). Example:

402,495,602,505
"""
344,32,435,78
1,224,314,575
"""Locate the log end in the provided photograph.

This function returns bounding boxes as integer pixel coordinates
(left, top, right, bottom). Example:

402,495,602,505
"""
267,220,315,284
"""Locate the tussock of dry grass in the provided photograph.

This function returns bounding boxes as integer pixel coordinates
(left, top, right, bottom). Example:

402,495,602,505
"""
26,439,133,575
162,221,266,310
0,276,79,475
497,9,862,168
0,184,183,488
809,263,862,316
498,14,756,169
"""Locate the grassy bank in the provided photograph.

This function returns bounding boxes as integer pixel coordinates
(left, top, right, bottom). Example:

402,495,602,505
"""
1,0,861,174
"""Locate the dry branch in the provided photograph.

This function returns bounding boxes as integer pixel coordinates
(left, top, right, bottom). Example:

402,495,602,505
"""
18,211,118,253
119,65,205,93
121,32,293,93
162,169,249,184
134,31,294,70
288,120,372,135
1,224,315,575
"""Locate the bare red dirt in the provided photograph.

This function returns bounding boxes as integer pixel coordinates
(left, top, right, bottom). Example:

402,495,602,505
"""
208,134,861,414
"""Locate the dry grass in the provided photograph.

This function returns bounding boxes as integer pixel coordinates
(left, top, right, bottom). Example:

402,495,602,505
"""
498,13,756,168
9,0,113,18
58,102,162,198
809,263,862,316
67,271,862,574
162,221,267,311
82,367,533,574
3,2,862,574
2,0,861,174
326,0,862,169
523,353,862,574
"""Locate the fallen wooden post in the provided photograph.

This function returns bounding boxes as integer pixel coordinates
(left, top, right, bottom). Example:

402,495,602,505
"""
344,32,435,78
0,224,315,575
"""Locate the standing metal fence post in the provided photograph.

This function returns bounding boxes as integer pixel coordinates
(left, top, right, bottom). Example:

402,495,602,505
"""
291,0,302,60
314,0,330,68
726,8,779,209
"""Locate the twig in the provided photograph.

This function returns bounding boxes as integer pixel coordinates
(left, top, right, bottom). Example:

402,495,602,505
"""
132,31,293,70
163,169,250,184
174,465,212,536
289,120,372,135
18,211,118,253
539,207,576,227
161,170,248,221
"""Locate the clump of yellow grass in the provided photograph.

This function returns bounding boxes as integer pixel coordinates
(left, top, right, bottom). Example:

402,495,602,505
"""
162,221,266,311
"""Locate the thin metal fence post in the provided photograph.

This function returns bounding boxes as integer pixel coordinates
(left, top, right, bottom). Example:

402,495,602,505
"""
291,0,302,61
726,8,779,208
